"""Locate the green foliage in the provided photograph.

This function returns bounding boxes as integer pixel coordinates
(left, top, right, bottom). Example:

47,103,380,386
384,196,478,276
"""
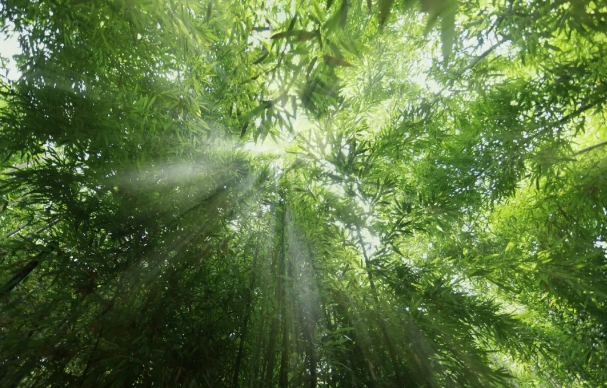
1,0,607,386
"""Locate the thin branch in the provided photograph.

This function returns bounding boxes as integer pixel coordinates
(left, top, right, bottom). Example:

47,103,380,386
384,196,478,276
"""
526,94,607,142
573,139,607,156
420,38,509,124
5,222,30,239
0,253,43,296
18,219,60,241
463,37,509,75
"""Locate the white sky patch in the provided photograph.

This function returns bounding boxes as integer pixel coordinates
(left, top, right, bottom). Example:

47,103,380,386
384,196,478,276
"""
595,240,607,256
0,29,22,82
247,26,271,47
244,136,290,154
359,227,380,256
408,53,441,94
243,114,312,156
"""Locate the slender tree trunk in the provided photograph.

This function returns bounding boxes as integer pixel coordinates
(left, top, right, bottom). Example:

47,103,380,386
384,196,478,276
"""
265,202,287,387
305,330,317,388
356,228,405,388
251,301,266,388
232,244,260,388
264,262,281,387
278,313,289,387
279,241,292,388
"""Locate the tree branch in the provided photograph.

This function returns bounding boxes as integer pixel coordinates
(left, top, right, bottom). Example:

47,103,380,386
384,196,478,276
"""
574,139,607,156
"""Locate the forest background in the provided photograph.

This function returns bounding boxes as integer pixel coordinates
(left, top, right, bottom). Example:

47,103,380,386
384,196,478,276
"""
1,0,607,386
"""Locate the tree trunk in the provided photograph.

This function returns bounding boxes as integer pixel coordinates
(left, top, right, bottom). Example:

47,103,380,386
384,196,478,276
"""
357,228,405,388
265,202,287,387
232,243,260,388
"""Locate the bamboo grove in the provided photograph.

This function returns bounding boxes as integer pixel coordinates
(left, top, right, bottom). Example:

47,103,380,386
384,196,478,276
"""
1,0,607,386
